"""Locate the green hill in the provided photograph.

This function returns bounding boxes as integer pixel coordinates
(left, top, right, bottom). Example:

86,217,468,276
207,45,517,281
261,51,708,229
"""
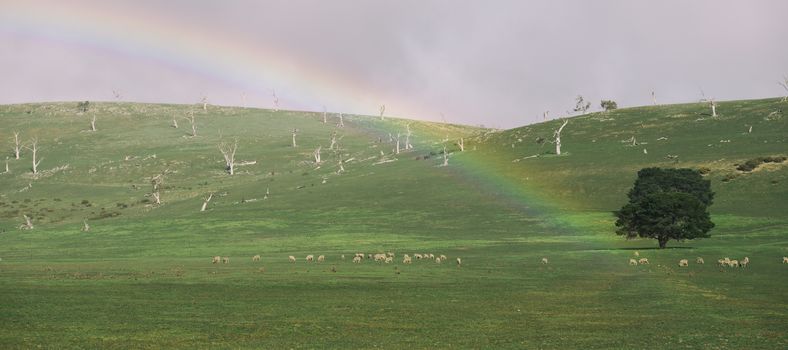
0,99,786,348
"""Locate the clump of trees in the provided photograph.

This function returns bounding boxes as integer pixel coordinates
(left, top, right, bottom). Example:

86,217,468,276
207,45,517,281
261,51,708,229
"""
614,167,715,248
736,156,786,172
600,100,618,111
573,95,590,114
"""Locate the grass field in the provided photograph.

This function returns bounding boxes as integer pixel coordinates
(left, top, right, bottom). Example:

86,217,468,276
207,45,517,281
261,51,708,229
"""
0,99,786,348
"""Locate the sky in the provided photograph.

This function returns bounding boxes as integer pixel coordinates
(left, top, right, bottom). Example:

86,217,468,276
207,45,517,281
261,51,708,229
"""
1,0,787,128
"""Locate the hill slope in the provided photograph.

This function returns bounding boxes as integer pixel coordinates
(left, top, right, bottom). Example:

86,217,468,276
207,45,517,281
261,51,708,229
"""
0,100,786,348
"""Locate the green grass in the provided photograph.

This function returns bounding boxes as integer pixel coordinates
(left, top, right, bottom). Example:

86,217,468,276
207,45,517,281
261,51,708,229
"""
0,100,786,348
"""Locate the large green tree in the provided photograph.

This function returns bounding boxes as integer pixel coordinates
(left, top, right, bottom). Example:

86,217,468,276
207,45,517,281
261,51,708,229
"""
614,167,715,248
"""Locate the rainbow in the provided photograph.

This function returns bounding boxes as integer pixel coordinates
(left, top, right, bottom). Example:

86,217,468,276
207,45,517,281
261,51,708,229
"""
0,1,430,118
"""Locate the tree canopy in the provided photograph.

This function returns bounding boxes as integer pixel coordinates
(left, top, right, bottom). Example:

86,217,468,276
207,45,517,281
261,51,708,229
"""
614,167,714,248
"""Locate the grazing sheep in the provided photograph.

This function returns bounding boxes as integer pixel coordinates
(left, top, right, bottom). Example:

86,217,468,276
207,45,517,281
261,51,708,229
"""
629,258,638,266
387,252,395,258
428,254,435,259
223,257,230,264
414,253,423,260
783,257,788,264
729,259,739,267
212,256,221,264
456,257,462,267
385,257,393,264
368,254,373,259
374,253,386,262
435,257,442,263
439,254,447,261
352,256,362,263
541,257,548,265
403,256,412,264
252,255,261,262
288,255,296,263
678,259,688,267
739,259,749,268
341,254,345,260
306,255,315,262
317,255,325,263
696,257,704,264
634,251,640,257
722,257,732,267
717,258,726,266
638,258,649,265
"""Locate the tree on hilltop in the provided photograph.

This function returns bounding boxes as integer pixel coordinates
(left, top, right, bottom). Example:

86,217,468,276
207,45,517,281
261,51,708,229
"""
614,167,715,248
600,100,618,112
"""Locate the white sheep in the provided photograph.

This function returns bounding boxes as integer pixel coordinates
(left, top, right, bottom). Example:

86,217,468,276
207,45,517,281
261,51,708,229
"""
638,258,649,265
678,259,688,267
456,257,462,266
541,257,548,265
428,254,435,259
289,255,296,263
629,258,638,266
341,254,345,260
385,257,393,264
435,257,442,264
317,255,325,263
212,256,221,264
222,257,230,264
439,254,447,261
729,259,739,267
783,257,788,264
402,256,412,264
739,258,749,268
717,258,725,266
414,253,423,260
696,257,704,264
306,255,314,262
387,252,395,258
374,253,386,262
352,256,362,263
634,251,640,257
252,255,261,262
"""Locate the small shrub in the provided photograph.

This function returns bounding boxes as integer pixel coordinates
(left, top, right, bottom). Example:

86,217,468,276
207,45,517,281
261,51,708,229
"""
721,173,738,182
698,167,711,175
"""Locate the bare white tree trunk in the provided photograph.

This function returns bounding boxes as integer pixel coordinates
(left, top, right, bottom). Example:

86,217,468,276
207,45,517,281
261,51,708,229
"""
201,96,208,111
338,159,345,173
89,114,97,131
82,219,90,232
151,174,163,205
554,119,569,155
272,90,279,111
543,111,549,121
13,131,21,159
27,138,41,174
379,104,386,120
172,118,178,128
219,139,238,175
338,113,344,128
201,193,213,212
187,110,197,137
405,124,413,149
710,99,717,117
748,125,752,133
314,146,322,164
395,133,401,154
457,138,465,152
652,91,657,105
322,106,327,124
264,186,270,200
292,129,298,148
3,157,8,173
20,214,33,230
442,145,449,166
779,76,788,102
329,132,337,150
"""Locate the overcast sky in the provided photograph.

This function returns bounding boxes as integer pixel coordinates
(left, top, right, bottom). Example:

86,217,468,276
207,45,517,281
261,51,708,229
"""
1,0,787,128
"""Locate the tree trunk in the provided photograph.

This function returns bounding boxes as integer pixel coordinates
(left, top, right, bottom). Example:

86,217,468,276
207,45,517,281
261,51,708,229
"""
201,193,213,212
90,115,97,131
338,113,344,127
292,130,297,148
554,120,568,155
379,104,385,120
658,237,668,249
13,132,20,159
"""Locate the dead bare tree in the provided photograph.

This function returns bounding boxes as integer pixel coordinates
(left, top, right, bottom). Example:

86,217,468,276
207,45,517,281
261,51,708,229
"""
457,138,465,152
264,186,270,200
26,138,42,174
201,192,213,212
187,109,197,137
329,132,337,150
3,157,8,173
82,219,90,232
291,129,298,148
89,114,97,132
379,104,386,120
441,145,449,166
171,118,178,128
13,131,21,159
337,159,345,173
779,76,788,102
338,113,345,128
150,174,163,205
651,91,658,105
322,106,328,124
272,90,280,112
218,139,238,175
543,111,549,121
314,146,322,164
19,214,33,230
395,133,401,154
573,95,591,115
554,119,569,155
201,96,208,111
405,124,413,150
709,99,718,117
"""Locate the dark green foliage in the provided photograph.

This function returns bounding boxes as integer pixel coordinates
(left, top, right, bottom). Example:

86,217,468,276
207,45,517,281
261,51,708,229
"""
697,166,711,175
77,101,90,112
573,95,591,114
600,100,618,111
614,168,714,248
736,155,786,172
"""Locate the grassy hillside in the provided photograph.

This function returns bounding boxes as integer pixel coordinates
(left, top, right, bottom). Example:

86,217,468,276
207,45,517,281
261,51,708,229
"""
0,100,786,348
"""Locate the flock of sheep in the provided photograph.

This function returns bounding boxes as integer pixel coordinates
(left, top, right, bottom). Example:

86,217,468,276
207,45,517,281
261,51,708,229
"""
626,251,778,268
211,252,464,267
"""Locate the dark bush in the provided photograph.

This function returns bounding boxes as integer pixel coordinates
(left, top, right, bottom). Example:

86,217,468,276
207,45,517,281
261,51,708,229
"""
697,167,712,175
721,174,738,182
